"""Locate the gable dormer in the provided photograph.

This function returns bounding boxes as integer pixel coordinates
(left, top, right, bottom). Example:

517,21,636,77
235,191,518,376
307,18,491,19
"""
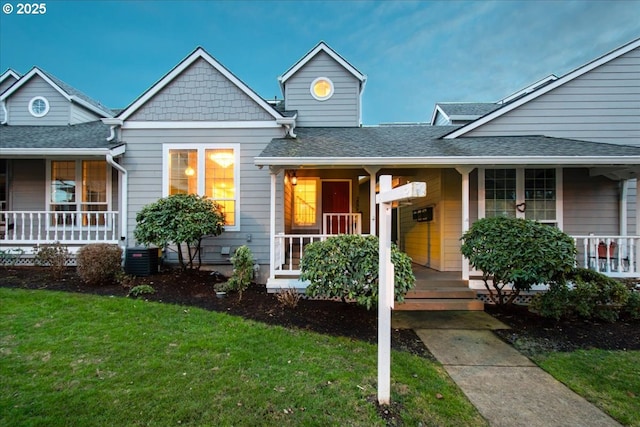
0,67,113,126
0,69,21,95
279,42,366,127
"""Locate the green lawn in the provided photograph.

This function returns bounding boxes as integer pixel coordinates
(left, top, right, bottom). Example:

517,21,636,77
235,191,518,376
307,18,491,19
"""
533,350,640,427
0,288,486,426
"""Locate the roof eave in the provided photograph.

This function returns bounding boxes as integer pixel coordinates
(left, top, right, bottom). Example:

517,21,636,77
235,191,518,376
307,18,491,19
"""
0,147,116,158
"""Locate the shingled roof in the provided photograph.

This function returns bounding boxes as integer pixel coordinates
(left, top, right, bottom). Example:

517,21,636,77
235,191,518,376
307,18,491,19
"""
0,121,119,152
256,126,640,168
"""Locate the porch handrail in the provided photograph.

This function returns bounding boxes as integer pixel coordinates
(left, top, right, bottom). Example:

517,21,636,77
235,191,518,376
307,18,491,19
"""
0,210,119,244
322,213,362,235
572,235,640,277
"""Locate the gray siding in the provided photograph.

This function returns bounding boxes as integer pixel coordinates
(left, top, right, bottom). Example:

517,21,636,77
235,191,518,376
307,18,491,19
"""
11,159,46,210
284,51,361,127
466,47,640,146
6,75,71,125
121,126,286,273
0,76,19,95
128,58,274,122
70,104,102,124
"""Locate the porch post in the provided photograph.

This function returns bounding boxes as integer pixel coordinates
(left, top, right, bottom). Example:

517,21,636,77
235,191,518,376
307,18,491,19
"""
364,166,380,236
456,166,474,281
269,171,277,281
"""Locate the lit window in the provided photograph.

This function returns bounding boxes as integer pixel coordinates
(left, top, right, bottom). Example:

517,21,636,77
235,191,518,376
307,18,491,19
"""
310,77,334,101
29,96,50,117
294,178,317,226
164,145,239,229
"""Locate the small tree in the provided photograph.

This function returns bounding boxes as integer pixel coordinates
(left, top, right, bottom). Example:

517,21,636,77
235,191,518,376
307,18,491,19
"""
134,194,225,270
460,216,576,306
225,245,255,301
300,234,415,310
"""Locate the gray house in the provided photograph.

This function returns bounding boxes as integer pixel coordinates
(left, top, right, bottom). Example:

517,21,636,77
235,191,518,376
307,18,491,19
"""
1,39,639,295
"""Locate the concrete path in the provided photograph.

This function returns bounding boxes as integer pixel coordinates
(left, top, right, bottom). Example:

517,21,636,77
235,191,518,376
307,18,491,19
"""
393,311,621,427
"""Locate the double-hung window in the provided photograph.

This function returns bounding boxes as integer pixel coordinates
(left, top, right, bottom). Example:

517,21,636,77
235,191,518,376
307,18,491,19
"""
163,144,239,230
48,160,110,226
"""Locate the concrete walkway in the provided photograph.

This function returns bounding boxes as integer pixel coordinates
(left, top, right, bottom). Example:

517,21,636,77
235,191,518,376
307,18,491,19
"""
393,311,621,427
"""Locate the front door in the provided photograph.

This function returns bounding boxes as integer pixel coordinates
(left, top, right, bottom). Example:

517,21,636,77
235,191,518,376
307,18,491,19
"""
322,180,350,234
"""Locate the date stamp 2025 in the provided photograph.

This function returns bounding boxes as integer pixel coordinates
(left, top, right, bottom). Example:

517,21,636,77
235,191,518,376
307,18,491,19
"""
3,3,47,15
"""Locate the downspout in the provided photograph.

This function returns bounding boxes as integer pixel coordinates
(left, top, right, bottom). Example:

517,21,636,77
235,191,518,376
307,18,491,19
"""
276,114,297,138
1,101,8,125
106,148,127,248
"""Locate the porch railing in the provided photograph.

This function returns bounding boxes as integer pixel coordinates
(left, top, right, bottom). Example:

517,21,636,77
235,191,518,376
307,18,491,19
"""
0,211,120,244
573,235,640,278
274,233,330,276
322,213,362,235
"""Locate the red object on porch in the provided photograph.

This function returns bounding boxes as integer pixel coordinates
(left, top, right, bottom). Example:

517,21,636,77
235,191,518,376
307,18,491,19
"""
597,241,616,258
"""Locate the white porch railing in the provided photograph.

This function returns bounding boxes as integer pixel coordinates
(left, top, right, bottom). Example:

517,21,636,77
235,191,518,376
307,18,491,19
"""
274,233,329,276
323,213,362,235
0,211,120,245
573,235,640,278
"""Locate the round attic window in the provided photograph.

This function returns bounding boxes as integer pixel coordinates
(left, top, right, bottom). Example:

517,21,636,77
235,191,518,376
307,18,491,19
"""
29,96,50,117
310,77,334,101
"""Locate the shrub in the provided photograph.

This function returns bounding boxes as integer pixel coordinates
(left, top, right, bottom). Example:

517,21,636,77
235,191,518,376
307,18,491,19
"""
624,290,640,320
461,216,576,306
531,268,631,322
225,245,255,301
128,284,156,298
300,234,415,310
33,242,71,280
276,288,301,309
76,244,123,285
134,194,225,270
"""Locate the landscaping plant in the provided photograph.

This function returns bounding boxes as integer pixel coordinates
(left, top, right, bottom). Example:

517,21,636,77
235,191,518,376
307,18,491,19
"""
33,242,72,281
76,244,123,285
300,234,415,310
225,245,254,301
134,194,225,270
460,216,576,306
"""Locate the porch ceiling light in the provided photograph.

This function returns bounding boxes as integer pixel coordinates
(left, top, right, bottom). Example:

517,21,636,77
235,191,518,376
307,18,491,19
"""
291,171,297,186
210,152,234,168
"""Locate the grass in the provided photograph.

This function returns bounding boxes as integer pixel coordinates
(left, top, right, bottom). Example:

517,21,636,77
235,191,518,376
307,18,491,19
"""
533,350,640,427
0,288,487,426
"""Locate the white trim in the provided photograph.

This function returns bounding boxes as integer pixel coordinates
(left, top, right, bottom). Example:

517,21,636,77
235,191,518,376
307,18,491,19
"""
291,176,321,229
118,47,283,121
29,96,49,117
0,148,113,157
0,69,20,84
122,120,280,130
445,38,640,139
255,155,640,167
497,74,558,104
0,68,111,118
162,143,241,231
310,77,334,101
279,42,366,85
429,105,449,125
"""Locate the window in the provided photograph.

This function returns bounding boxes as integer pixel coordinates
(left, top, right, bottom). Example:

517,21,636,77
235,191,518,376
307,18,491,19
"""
310,77,334,101
480,167,561,227
49,160,109,226
164,144,239,229
29,96,50,117
293,178,317,226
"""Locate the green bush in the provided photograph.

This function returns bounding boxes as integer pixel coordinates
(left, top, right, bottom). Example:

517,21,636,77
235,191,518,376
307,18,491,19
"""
461,216,576,306
531,268,631,322
300,234,415,310
134,194,225,270
76,244,123,285
33,242,71,281
128,284,156,298
225,245,255,301
624,290,640,320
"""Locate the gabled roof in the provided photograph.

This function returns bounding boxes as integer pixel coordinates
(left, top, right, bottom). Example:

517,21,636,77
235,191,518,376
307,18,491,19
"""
0,67,113,118
0,69,21,91
117,46,284,121
256,126,640,169
444,37,640,139
0,121,122,156
278,41,367,88
430,103,499,125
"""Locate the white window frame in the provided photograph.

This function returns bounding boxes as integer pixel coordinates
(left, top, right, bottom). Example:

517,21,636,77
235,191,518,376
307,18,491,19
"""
162,143,240,231
29,96,50,117
45,159,113,230
310,77,334,101
291,177,321,229
478,167,563,229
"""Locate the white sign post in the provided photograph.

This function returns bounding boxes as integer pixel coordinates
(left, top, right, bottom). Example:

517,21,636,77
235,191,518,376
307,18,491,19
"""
375,175,426,405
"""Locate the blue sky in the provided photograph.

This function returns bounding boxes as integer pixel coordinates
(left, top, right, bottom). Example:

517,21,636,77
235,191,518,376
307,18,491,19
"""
1,0,638,125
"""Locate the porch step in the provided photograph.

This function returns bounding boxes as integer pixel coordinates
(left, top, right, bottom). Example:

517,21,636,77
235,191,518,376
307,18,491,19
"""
395,298,485,311
406,288,477,299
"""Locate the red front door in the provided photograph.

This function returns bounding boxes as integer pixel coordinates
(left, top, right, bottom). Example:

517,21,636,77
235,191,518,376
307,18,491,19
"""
322,181,350,234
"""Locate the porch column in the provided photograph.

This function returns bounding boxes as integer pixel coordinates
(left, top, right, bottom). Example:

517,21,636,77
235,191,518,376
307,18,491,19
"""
456,166,474,281
364,166,380,236
269,170,277,280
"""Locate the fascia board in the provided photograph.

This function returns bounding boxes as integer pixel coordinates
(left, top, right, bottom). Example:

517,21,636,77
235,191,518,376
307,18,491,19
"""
69,96,112,118
119,47,283,121
255,156,640,167
0,69,20,84
0,68,72,102
279,42,366,84
0,148,112,157
445,38,640,139
122,121,281,130
429,105,449,125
